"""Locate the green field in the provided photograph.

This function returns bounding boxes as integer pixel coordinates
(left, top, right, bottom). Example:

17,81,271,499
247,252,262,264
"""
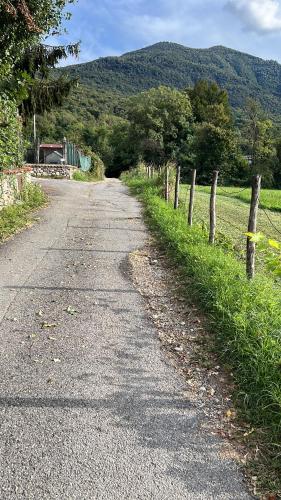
180,185,281,256
183,185,281,212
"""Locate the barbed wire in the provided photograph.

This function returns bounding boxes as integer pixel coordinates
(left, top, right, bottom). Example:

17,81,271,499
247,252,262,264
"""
217,186,249,196
162,172,281,242
259,206,281,238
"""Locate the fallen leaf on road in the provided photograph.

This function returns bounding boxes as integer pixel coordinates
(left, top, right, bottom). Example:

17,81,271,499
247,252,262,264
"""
65,306,78,315
226,409,236,419
41,322,57,329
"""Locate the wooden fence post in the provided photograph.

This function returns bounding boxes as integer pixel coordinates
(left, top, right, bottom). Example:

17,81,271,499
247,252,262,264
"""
165,164,169,202
209,170,219,244
246,175,261,279
188,169,196,226
174,164,181,209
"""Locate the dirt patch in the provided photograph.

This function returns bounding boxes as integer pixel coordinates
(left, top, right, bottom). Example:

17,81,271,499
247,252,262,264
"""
128,239,266,499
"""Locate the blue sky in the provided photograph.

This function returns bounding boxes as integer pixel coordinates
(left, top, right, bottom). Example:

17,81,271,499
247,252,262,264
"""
53,0,281,64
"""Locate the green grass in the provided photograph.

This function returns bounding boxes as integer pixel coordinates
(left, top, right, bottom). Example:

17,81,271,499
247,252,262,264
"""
0,183,47,242
124,173,281,494
179,186,281,259
184,184,281,212
72,171,101,182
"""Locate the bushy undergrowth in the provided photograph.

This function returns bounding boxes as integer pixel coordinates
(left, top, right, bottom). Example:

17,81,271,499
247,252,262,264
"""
73,169,103,182
89,152,105,180
123,173,281,445
0,183,46,241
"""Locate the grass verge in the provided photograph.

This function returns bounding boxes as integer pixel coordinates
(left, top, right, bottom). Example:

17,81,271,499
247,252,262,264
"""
0,183,47,242
72,171,102,182
123,173,281,495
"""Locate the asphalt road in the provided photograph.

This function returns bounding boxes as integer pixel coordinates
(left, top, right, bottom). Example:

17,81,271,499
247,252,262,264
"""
0,179,252,499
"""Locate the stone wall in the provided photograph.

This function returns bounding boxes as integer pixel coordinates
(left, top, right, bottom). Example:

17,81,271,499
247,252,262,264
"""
28,164,78,179
0,167,32,210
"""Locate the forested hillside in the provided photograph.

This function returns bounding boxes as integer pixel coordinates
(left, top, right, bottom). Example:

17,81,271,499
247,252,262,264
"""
61,42,281,116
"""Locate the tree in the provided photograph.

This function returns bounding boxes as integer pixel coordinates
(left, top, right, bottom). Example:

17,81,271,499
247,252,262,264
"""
186,80,232,127
192,123,245,184
16,43,79,121
127,86,193,165
243,99,275,164
243,99,276,185
0,0,74,63
0,0,79,118
0,0,77,168
187,81,245,183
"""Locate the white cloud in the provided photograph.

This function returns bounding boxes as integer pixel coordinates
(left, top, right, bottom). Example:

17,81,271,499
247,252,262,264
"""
126,14,189,42
226,0,281,33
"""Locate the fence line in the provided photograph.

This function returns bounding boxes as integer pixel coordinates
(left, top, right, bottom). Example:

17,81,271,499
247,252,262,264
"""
156,165,276,279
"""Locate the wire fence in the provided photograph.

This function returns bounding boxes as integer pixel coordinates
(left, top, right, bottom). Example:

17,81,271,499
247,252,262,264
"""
146,164,281,279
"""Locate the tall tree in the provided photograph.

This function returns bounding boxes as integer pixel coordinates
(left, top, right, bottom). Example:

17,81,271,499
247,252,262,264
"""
0,0,74,63
186,80,232,127
192,123,244,184
243,99,275,168
127,86,193,165
0,0,78,168
16,43,79,121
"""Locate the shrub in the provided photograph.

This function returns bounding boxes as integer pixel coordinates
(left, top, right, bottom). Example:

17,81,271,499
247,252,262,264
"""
89,152,105,180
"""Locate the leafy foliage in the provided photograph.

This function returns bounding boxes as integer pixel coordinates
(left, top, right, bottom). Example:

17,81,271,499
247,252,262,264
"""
127,85,193,164
0,0,74,63
192,123,246,184
0,0,78,169
0,94,23,169
186,80,232,127
16,43,80,120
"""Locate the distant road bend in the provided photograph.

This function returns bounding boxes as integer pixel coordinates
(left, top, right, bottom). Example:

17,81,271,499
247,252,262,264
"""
0,179,252,499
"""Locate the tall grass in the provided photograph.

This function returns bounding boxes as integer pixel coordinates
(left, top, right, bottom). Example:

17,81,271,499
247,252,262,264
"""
124,174,281,447
73,170,103,182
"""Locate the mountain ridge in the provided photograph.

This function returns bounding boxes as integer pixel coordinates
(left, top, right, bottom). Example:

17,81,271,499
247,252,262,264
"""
60,42,281,116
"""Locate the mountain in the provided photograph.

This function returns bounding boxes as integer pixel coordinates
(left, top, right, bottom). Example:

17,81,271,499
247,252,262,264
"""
61,42,281,117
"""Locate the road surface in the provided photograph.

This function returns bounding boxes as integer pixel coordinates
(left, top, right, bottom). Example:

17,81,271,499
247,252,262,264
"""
0,179,252,499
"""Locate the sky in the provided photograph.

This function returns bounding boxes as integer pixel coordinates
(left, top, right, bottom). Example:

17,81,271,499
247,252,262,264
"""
52,0,281,65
